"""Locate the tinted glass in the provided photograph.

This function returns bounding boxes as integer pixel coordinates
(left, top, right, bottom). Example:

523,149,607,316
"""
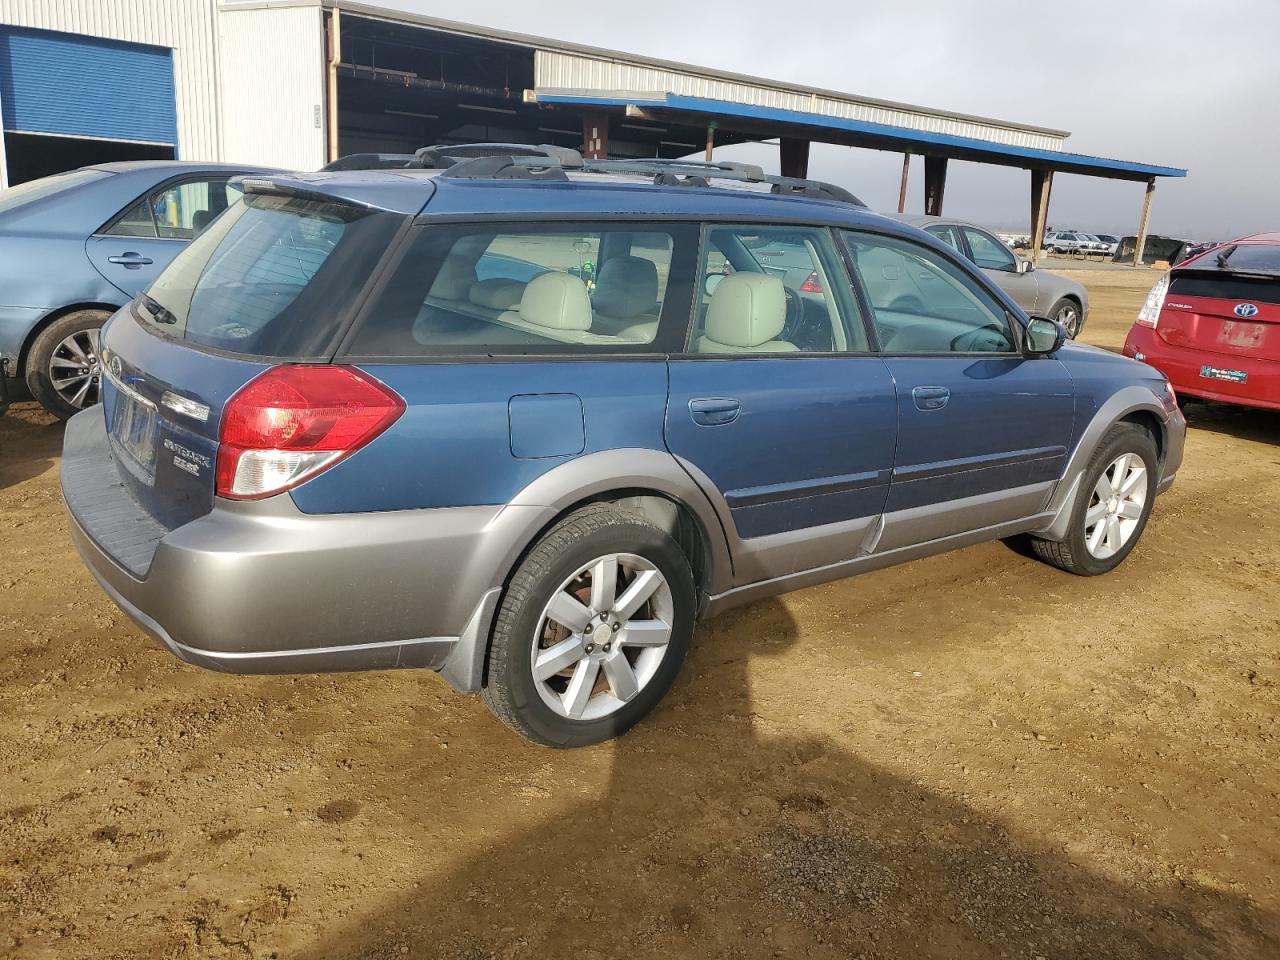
1203,244,1280,275
842,231,1015,354
692,225,866,354
962,227,1018,271
1170,270,1280,306
152,178,242,239
925,224,964,253
137,193,402,358
348,222,696,356
108,198,157,238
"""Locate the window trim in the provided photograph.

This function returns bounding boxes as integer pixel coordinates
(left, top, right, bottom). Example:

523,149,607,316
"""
838,227,1026,359
336,218,701,362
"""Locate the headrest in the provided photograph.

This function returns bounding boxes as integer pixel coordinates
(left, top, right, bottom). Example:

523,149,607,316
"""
428,256,477,300
592,256,659,319
191,209,213,234
519,272,592,331
705,273,786,347
469,278,525,310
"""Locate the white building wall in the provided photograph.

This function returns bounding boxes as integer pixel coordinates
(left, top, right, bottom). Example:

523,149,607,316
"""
536,50,1067,152
0,0,224,161
216,4,326,171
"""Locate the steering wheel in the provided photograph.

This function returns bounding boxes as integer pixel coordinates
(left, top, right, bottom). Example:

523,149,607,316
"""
950,323,1012,353
779,287,806,342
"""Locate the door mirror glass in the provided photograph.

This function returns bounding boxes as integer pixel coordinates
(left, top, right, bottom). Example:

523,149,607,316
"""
1024,316,1066,355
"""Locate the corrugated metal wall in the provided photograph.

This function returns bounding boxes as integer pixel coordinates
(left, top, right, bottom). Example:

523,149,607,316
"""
217,4,325,172
0,0,222,160
536,50,1066,152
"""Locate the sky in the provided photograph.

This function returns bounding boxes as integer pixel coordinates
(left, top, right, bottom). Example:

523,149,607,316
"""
377,0,1280,241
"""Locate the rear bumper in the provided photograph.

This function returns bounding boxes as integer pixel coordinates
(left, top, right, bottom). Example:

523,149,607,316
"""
1124,325,1280,411
61,408,516,689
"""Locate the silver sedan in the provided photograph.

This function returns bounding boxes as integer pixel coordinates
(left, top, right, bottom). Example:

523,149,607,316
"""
896,215,1090,338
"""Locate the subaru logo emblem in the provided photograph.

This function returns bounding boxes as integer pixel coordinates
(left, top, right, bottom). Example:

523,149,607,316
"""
1234,302,1259,318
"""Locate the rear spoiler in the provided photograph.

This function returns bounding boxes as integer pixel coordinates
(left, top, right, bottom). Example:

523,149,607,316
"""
233,175,431,216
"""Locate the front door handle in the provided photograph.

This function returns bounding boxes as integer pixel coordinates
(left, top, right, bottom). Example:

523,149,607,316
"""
107,252,154,268
689,397,741,426
911,385,950,411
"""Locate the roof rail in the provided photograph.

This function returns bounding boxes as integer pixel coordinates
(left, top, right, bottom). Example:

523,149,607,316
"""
437,149,864,205
418,142,582,170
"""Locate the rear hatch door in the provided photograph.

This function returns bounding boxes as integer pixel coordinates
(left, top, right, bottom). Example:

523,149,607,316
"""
1161,250,1280,361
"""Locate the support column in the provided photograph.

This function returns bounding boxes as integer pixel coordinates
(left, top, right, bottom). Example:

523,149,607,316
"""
581,112,609,160
1134,177,1156,266
923,155,948,216
325,9,342,164
1030,168,1054,263
897,153,910,213
779,137,810,178
704,122,717,163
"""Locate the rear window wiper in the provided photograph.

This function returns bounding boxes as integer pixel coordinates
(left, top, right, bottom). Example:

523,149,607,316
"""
140,295,177,325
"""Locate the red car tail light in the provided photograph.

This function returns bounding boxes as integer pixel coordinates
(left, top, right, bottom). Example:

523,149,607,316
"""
799,271,824,294
216,365,405,501
1135,274,1169,328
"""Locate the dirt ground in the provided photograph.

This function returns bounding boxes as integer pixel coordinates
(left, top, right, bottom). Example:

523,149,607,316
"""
1,269,1278,960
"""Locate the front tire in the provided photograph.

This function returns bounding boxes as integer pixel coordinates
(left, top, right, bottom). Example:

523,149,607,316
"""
1029,423,1158,576
25,309,112,419
481,505,696,747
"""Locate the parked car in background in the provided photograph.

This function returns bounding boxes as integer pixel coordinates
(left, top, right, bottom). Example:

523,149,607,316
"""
1124,233,1279,411
0,160,272,418
1093,234,1120,256
1045,231,1100,256
899,215,1090,337
62,147,1183,747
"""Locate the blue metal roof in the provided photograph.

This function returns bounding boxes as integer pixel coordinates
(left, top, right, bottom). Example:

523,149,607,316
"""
535,92,1188,180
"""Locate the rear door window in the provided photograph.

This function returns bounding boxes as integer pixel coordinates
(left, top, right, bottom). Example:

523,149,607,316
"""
105,177,243,240
346,222,698,356
136,193,403,358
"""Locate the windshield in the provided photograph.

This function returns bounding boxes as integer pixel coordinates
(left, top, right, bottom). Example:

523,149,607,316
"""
0,168,109,215
136,193,403,358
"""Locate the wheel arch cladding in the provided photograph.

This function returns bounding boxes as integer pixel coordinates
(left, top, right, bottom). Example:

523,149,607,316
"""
1118,409,1165,465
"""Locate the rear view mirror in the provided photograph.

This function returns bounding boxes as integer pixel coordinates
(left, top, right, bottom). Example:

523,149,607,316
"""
1024,316,1066,356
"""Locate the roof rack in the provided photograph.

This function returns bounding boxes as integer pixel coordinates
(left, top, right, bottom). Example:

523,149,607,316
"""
434,147,864,206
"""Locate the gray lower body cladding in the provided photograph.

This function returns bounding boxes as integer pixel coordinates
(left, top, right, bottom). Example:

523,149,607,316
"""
62,409,519,687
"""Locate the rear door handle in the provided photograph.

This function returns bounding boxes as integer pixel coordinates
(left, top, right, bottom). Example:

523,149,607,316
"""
107,252,154,268
689,397,741,426
911,385,950,411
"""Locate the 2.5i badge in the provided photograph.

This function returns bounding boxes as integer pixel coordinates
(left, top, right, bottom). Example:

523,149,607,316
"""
1200,365,1248,384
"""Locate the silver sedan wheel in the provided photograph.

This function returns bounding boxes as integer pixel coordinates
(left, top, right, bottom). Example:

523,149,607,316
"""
1056,303,1080,338
48,328,102,410
531,552,674,721
1084,453,1148,560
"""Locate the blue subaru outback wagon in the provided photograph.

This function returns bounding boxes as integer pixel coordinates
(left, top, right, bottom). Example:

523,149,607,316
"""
61,147,1185,747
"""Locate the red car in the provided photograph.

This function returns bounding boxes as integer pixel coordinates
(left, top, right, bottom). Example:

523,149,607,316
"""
1124,233,1280,411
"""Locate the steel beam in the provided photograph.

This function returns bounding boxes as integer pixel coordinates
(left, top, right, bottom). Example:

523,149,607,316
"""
779,137,810,178
1134,177,1156,266
897,153,910,213
581,111,609,159
1030,168,1053,262
923,155,947,216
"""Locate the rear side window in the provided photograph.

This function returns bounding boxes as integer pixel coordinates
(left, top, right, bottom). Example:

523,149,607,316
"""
137,193,403,358
105,177,244,240
347,222,698,356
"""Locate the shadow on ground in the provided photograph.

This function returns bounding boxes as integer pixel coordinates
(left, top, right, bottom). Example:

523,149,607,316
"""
1183,400,1280,446
0,402,62,491
294,599,1276,960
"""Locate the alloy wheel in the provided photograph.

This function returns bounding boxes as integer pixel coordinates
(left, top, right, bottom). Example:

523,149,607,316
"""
530,552,674,721
48,328,102,410
1057,303,1080,338
1084,452,1148,559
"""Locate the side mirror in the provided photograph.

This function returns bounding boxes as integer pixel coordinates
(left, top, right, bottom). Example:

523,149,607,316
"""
704,272,725,296
1024,315,1066,356
1017,259,1034,275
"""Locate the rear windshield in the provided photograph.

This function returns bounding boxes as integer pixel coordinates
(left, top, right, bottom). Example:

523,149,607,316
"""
0,168,109,215
345,221,697,357
1171,270,1280,306
1190,243,1280,276
136,193,402,358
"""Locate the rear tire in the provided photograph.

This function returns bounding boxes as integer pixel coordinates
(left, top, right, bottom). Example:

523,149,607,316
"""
1048,297,1083,339
1029,423,1158,576
481,505,696,747
25,309,111,419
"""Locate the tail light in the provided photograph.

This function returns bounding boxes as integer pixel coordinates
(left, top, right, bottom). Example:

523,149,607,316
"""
216,365,404,500
1135,274,1170,328
799,271,823,294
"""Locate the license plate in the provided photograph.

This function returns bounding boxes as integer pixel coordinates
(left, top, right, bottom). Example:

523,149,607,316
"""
107,377,158,482
1200,365,1248,384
